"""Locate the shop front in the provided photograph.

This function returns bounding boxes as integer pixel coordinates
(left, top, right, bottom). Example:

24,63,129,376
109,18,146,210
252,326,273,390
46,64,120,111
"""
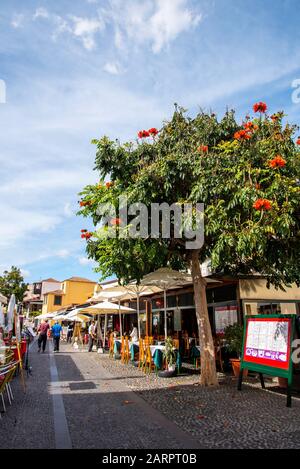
148,282,241,339
239,279,300,316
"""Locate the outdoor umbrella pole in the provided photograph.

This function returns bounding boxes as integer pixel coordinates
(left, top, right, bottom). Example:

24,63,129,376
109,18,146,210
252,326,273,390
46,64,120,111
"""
137,291,141,339
119,300,123,337
164,288,167,340
14,310,26,392
97,315,101,347
103,314,107,351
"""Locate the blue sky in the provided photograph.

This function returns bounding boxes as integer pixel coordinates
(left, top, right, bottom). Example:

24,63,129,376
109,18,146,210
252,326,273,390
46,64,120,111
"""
0,0,300,284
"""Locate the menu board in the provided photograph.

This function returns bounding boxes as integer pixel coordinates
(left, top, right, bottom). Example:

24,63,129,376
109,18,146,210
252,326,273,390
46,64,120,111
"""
243,317,291,370
215,305,238,334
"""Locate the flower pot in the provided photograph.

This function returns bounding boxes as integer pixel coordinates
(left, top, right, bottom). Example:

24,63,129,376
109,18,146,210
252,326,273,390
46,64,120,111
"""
230,358,248,378
168,364,176,372
158,369,176,378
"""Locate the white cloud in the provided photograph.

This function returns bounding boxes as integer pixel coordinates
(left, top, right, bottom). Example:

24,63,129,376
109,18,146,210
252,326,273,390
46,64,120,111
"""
52,15,72,37
103,0,201,53
56,249,70,258
21,269,31,278
64,202,74,218
11,14,25,29
79,257,96,266
103,61,122,75
0,205,60,249
0,170,92,198
114,27,124,50
69,16,105,50
0,69,164,276
33,8,49,20
31,1,200,53
150,0,201,53
34,11,104,49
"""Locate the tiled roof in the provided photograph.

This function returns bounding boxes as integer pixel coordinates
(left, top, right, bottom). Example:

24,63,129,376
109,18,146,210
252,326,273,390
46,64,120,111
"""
23,294,42,302
99,278,118,286
63,277,96,283
45,289,64,295
41,278,61,283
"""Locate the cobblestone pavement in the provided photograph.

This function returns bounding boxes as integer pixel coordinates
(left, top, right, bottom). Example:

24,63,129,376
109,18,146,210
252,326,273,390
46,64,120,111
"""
0,340,199,449
0,342,55,449
92,349,300,449
1,340,300,449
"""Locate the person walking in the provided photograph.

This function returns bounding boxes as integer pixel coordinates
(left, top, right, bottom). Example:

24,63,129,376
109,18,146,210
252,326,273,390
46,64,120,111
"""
37,320,50,353
88,321,97,352
67,323,74,343
52,321,62,352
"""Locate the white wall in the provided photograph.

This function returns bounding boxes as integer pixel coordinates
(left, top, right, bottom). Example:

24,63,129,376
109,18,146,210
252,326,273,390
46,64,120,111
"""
41,281,61,296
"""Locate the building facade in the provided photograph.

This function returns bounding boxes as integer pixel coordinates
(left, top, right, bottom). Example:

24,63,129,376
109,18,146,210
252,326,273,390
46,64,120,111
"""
104,277,300,338
23,278,61,316
42,277,97,314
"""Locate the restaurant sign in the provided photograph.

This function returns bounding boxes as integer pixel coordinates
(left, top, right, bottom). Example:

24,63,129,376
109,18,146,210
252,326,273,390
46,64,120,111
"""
239,314,295,407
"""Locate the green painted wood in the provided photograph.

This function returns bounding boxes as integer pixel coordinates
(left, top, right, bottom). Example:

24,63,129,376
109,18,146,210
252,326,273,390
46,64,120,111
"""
240,314,295,383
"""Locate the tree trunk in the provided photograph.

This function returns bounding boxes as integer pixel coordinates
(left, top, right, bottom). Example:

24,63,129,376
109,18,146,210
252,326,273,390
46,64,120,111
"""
191,250,218,386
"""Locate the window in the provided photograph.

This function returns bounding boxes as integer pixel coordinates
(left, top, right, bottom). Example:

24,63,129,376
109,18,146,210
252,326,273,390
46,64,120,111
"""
33,283,42,294
212,285,237,302
44,295,48,305
167,295,177,308
257,302,281,314
54,295,62,306
152,297,164,310
178,292,194,307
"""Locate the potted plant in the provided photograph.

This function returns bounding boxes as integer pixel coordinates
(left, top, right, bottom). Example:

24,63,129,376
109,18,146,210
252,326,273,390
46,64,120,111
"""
224,323,247,377
163,337,177,372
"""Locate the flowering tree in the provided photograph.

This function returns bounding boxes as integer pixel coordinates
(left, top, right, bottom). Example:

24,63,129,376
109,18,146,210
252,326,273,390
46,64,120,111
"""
78,103,300,385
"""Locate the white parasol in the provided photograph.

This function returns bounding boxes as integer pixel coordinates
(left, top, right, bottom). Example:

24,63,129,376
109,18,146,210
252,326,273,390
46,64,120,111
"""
141,268,193,339
7,294,16,332
0,302,4,328
93,284,161,339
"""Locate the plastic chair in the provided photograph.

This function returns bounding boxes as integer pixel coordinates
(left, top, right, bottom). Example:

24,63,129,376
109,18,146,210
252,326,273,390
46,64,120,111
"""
121,336,130,364
214,338,224,373
138,339,145,370
5,364,17,404
121,336,125,363
0,364,17,416
124,337,130,364
144,336,154,345
144,345,156,374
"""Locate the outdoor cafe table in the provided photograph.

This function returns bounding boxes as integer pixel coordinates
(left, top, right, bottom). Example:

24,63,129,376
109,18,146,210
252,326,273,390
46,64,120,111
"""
131,343,181,370
114,339,139,356
0,341,27,362
113,340,182,370
190,343,231,369
0,345,9,365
